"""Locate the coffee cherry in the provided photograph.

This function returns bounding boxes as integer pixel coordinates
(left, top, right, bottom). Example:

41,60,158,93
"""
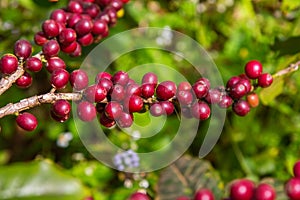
178,81,192,91
14,39,32,60
95,72,112,82
92,19,109,36
238,78,252,93
191,101,211,120
67,13,82,28
230,179,255,200
105,101,123,120
142,72,158,86
226,76,241,89
99,113,116,128
59,28,77,45
229,82,248,99
285,178,300,200
50,9,67,24
75,19,93,36
52,99,71,117
110,84,125,101
16,112,38,131
112,71,129,85
246,93,259,108
110,0,124,11
42,40,60,58
254,183,276,200
0,54,18,75
78,33,94,46
177,90,194,105
77,101,97,122
218,94,233,109
25,57,42,72
181,107,193,118
84,84,107,102
141,83,155,98
84,4,100,18
126,83,141,96
232,100,251,116
46,57,66,73
34,31,48,46
69,69,89,91
205,88,221,104
124,95,144,113
245,60,263,79
156,81,177,100
50,110,69,122
50,69,70,89
128,192,150,200
160,101,174,115
194,189,214,200
150,103,164,117
70,42,82,57
16,72,32,88
196,77,210,89
257,73,273,88
61,41,78,54
97,78,113,92
192,81,208,99
294,161,300,178
116,112,133,128
42,19,60,38
68,0,83,13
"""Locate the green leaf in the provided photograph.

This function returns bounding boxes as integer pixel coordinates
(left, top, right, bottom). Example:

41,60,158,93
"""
156,156,223,200
259,77,284,105
0,160,86,200
281,0,300,12
271,36,300,56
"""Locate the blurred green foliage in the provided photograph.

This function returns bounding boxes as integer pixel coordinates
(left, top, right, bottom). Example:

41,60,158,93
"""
1,0,300,199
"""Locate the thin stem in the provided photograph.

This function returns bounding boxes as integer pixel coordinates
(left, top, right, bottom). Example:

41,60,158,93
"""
273,61,300,78
0,92,82,118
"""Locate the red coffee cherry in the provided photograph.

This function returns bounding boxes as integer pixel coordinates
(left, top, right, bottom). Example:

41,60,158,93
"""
16,112,38,131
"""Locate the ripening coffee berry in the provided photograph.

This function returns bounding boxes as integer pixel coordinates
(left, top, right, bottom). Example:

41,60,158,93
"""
46,57,66,73
0,54,19,75
177,90,194,105
226,76,241,89
14,39,32,60
116,112,133,128
126,82,141,96
16,72,32,88
92,19,108,36
194,189,214,200
95,72,112,82
42,19,60,38
156,81,177,100
59,28,77,45
70,69,89,90
52,99,71,117
294,161,300,178
110,84,125,101
230,179,255,200
84,84,107,103
192,81,209,99
68,0,83,13
178,81,192,91
254,183,276,200
16,112,38,131
160,101,174,115
245,60,263,79
105,101,123,120
42,40,60,58
257,73,273,88
110,0,124,11
50,110,69,122
77,101,97,122
191,101,211,120
150,103,164,117
25,57,42,72
77,33,94,46
205,88,222,104
246,93,259,108
124,95,144,113
232,100,251,116
50,69,70,89
229,82,248,99
97,78,113,92
141,83,155,98
112,71,129,85
84,3,100,18
70,42,82,57
99,113,116,128
218,95,233,109
142,72,158,86
285,178,300,200
50,9,67,24
61,41,78,54
128,192,150,200
75,19,93,36
34,31,48,46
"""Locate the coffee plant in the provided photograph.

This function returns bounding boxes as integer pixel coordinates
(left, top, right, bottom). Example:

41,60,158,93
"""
1,0,300,199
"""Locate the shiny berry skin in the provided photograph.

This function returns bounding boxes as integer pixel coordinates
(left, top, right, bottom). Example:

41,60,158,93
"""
247,93,259,108
245,60,263,79
254,183,276,200
99,113,116,128
110,0,124,11
16,112,38,131
34,31,48,46
95,72,112,82
160,101,174,115
84,84,107,102
16,72,32,88
0,54,18,74
226,76,241,89
258,73,273,88
50,69,70,89
294,161,300,178
192,81,208,99
25,57,42,72
121,0,130,3
105,101,123,120
205,89,222,104
150,103,164,117
196,77,210,89
238,78,252,93
14,39,32,59
46,57,66,73
229,82,248,99
52,100,71,117
75,19,93,36
77,33,94,46
126,83,141,96
142,72,158,86
50,9,67,24
97,78,113,92
128,192,150,200
191,101,211,120
68,1,83,13
285,178,300,200
218,95,233,109
110,84,125,101
112,71,129,85
116,112,133,128
61,41,78,54
70,69,89,90
156,81,177,100
42,40,60,58
70,42,82,57
84,4,100,18
77,101,97,122
230,179,255,200
177,90,194,105
141,83,155,98
232,100,251,116
125,95,144,113
194,189,214,200
67,13,82,28
92,19,109,36
59,28,77,45
42,19,60,38
178,81,192,91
